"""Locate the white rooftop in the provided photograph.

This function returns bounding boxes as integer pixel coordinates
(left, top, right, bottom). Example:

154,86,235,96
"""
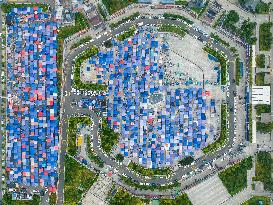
252,86,271,105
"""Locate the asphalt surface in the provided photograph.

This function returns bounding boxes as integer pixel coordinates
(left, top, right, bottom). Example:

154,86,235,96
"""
0,7,4,204
58,18,239,203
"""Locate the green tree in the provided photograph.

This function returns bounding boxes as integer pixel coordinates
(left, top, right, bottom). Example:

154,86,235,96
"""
115,153,124,162
179,156,194,166
223,10,239,30
255,1,270,14
219,157,253,196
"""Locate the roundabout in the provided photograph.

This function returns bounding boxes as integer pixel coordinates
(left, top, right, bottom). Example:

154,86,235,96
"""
59,17,238,200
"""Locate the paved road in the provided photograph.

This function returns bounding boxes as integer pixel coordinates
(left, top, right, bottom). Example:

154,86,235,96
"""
58,18,239,202
0,7,4,203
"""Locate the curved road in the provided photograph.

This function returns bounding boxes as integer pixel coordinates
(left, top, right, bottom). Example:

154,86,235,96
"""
57,18,238,204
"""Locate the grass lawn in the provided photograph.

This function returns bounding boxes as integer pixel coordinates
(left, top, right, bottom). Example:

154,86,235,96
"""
102,0,137,15
241,196,271,205
101,119,120,154
219,157,253,196
3,193,41,205
160,194,193,205
203,104,227,154
109,188,145,205
64,155,98,205
253,151,273,191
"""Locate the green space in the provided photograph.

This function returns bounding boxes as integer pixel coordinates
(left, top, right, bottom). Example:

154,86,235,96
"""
104,40,113,48
175,0,189,6
100,118,120,154
179,156,194,166
66,115,103,166
64,155,98,205
235,58,241,85
128,162,173,177
210,33,230,47
110,12,140,29
102,0,137,15
242,196,271,205
115,153,124,162
1,3,49,13
71,36,92,50
255,72,269,86
256,121,273,133
230,47,238,55
163,13,193,25
98,4,107,20
255,1,271,14
203,46,227,85
160,194,192,205
223,11,256,44
117,26,136,41
67,117,92,156
255,54,266,68
57,12,90,69
109,188,145,205
2,193,41,205
121,176,180,191
158,24,187,38
202,104,228,154
219,157,253,196
253,151,273,191
259,22,273,51
49,193,57,205
240,20,257,45
255,104,271,116
73,46,107,90
223,10,239,31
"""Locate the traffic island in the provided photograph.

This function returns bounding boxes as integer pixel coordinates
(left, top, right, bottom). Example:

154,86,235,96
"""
64,155,98,205
128,162,173,178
